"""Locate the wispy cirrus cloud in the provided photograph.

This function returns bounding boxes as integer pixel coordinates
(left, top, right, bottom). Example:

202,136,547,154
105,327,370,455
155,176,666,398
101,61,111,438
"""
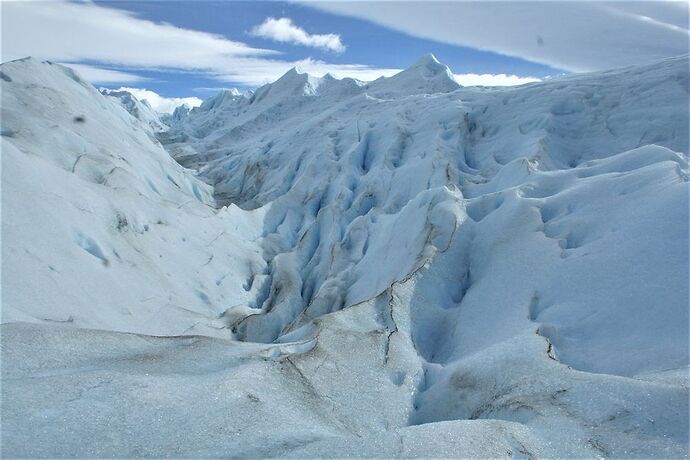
1,0,275,68
0,0,548,91
250,17,346,53
308,1,689,72
0,1,382,87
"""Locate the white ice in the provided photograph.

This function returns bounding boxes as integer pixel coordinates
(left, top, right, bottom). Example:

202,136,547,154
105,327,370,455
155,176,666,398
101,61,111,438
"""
1,53,688,458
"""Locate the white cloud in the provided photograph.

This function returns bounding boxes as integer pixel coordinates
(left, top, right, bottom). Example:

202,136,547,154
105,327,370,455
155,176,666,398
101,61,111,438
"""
115,87,202,114
453,73,540,87
307,1,689,72
59,63,149,84
2,0,275,68
1,0,545,91
250,17,345,53
1,0,392,87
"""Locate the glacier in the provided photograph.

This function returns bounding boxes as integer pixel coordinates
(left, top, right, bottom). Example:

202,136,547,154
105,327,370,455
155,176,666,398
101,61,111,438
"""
1,54,688,458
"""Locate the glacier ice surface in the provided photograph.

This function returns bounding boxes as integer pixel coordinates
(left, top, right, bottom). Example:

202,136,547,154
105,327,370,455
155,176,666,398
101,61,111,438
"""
1,54,688,458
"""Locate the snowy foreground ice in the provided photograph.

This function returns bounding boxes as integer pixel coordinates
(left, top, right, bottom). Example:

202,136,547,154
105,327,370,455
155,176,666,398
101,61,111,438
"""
1,54,688,458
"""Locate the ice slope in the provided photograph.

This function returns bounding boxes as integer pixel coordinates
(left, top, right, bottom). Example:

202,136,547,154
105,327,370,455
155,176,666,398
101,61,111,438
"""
1,58,265,337
2,54,689,458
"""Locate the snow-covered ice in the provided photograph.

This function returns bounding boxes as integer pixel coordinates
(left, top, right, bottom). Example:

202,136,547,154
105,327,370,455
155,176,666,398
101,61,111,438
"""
1,53,688,457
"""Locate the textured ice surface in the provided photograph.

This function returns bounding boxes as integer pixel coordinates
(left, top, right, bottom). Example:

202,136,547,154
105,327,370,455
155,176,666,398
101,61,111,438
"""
1,54,688,457
1,57,265,337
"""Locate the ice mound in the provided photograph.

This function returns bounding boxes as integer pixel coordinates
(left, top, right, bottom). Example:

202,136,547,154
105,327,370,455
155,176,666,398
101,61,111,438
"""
1,58,265,337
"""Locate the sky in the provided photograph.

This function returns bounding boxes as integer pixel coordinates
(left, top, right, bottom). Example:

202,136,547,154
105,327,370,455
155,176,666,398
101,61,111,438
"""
2,1,688,113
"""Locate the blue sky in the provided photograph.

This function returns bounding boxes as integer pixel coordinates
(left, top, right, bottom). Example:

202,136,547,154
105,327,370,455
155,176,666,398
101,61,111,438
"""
2,1,687,112
95,1,560,97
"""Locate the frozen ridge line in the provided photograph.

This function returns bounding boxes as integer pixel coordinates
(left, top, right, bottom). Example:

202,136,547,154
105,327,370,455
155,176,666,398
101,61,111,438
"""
1,54,689,458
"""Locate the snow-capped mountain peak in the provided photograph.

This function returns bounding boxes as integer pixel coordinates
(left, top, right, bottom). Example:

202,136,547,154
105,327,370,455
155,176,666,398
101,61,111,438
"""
365,53,460,97
237,54,461,107
410,52,446,72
